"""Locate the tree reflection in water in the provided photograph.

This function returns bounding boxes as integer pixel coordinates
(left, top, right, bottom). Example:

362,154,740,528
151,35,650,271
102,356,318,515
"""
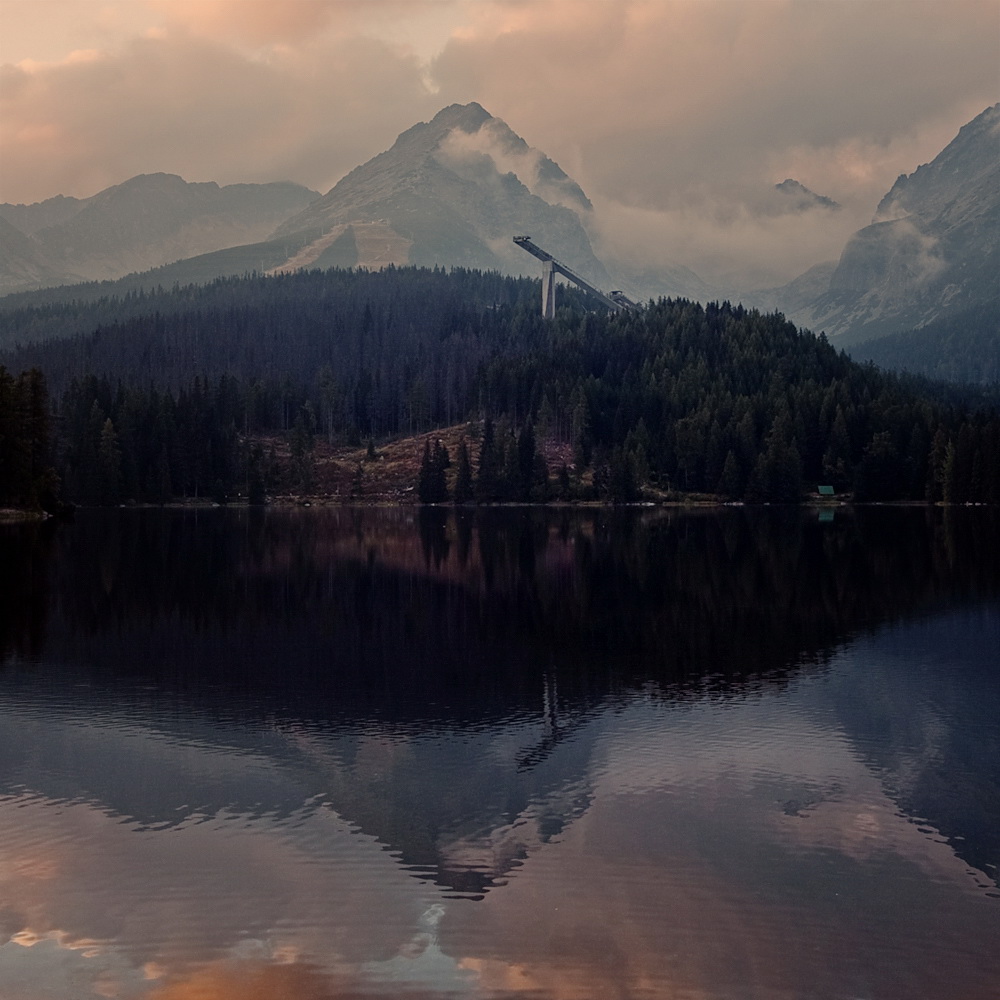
2,506,998,712
0,506,998,999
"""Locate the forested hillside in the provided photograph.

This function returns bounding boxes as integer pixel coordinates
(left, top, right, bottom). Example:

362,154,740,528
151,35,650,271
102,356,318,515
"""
2,267,998,507
850,304,1000,386
0,366,59,510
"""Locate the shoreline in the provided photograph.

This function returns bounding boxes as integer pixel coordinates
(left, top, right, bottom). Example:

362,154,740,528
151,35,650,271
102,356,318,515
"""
0,507,49,522
12,498,994,514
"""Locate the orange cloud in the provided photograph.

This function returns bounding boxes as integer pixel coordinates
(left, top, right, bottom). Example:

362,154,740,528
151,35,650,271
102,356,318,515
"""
0,27,438,203
147,0,452,48
146,960,341,1000
1,0,996,287
147,0,343,45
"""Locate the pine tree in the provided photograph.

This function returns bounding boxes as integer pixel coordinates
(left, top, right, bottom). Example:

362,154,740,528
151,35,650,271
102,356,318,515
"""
942,441,958,504
571,391,591,470
290,405,315,492
418,438,448,503
97,418,123,505
609,446,639,502
516,422,537,501
854,431,906,501
822,406,852,488
926,428,949,502
556,462,571,498
476,416,501,502
717,450,743,499
453,439,474,503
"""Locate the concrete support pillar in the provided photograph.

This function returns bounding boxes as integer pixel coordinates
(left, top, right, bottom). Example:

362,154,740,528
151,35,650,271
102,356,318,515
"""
541,260,556,319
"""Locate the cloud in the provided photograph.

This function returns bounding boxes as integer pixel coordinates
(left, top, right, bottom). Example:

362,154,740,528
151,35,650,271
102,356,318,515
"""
0,0,996,286
0,27,440,203
589,193,865,292
429,0,999,285
437,125,543,194
147,0,456,49
147,0,346,45
435,117,591,213
145,959,350,1000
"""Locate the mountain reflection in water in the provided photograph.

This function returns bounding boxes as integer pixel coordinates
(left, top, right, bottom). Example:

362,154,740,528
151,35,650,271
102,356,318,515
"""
0,506,997,1000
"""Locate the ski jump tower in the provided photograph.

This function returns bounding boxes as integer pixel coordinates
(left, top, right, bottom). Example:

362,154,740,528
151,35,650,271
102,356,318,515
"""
513,236,637,319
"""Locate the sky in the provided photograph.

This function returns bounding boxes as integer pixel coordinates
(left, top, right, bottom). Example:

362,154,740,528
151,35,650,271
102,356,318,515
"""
1,0,998,287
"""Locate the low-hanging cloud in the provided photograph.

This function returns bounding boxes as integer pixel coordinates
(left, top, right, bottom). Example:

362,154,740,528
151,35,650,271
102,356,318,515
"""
435,117,591,213
1,0,996,288
430,0,997,286
588,192,863,294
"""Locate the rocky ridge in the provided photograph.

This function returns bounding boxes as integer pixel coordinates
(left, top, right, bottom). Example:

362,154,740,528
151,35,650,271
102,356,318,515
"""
779,104,1000,343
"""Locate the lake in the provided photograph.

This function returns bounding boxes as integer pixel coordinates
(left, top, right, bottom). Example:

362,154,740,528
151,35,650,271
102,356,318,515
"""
1,506,998,999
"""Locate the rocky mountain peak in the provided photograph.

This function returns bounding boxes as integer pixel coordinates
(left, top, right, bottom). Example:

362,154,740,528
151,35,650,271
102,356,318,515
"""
873,103,999,225
429,101,493,132
778,103,1000,342
774,179,840,212
381,102,494,164
268,103,606,284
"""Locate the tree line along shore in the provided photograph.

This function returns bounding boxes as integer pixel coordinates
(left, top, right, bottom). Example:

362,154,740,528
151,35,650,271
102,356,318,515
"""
1,268,998,510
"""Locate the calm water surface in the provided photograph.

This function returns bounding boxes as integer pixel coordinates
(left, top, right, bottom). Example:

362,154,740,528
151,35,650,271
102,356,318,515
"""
0,506,998,999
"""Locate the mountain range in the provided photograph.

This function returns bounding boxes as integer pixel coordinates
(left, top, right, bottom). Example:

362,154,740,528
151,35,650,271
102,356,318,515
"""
0,175,318,292
1,102,997,367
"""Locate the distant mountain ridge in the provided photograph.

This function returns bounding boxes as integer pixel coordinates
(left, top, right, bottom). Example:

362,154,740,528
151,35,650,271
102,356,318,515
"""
0,215,66,291
0,174,319,294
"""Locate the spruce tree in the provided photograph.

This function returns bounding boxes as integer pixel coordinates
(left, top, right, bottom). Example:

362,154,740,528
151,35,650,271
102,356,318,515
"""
97,418,123,505
516,422,537,501
453,439,473,503
476,416,501,502
418,438,448,503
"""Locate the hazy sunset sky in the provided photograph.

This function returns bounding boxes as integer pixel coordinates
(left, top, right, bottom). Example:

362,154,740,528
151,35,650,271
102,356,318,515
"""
1,0,997,285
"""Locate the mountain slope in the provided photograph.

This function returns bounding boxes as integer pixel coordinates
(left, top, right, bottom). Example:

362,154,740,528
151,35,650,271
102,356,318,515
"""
850,304,1000,386
0,216,65,291
6,268,999,506
0,105,621,299
268,102,612,287
788,104,1000,342
0,175,319,294
742,261,838,317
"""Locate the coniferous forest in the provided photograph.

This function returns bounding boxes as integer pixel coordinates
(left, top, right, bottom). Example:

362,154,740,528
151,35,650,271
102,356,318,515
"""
1,265,998,507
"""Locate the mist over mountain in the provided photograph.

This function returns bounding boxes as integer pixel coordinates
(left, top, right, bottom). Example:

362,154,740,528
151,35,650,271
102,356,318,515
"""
2,102,996,370
772,104,1000,345
0,175,319,295
774,179,841,213
264,102,612,288
741,261,838,320
0,104,714,306
263,102,714,301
